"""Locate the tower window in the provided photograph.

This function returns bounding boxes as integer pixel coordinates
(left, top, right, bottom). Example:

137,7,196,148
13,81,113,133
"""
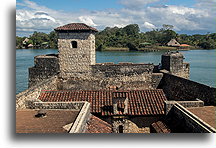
118,125,124,133
71,41,77,48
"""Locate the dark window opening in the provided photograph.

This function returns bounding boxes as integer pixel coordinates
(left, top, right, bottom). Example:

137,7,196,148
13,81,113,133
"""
71,41,77,48
119,125,124,133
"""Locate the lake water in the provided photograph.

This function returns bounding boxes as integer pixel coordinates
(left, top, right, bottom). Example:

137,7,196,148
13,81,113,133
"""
16,49,216,94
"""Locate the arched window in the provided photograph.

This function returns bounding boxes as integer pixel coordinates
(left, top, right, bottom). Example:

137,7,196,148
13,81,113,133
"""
118,125,124,133
71,41,77,48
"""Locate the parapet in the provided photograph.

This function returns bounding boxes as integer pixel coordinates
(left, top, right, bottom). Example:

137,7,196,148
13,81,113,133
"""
34,54,59,68
91,62,154,77
162,51,184,58
29,54,59,88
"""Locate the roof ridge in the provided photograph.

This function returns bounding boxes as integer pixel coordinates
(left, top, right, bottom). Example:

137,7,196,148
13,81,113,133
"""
54,23,98,32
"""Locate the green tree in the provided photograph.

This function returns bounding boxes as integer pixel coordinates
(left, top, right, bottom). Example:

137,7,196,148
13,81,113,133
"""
16,36,24,48
48,31,58,49
122,24,140,36
198,39,216,49
30,31,49,49
162,24,174,30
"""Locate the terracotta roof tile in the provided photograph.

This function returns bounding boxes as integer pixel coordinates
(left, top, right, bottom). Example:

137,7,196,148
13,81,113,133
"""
85,115,112,133
38,89,167,116
55,23,98,32
151,121,171,133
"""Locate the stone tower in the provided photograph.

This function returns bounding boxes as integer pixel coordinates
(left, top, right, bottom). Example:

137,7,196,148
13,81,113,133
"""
161,51,190,79
55,23,98,78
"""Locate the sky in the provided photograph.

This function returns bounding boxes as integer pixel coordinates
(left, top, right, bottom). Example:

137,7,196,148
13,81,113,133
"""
16,0,216,36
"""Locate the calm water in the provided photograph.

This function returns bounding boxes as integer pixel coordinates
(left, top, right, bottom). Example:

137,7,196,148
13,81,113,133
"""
16,49,216,94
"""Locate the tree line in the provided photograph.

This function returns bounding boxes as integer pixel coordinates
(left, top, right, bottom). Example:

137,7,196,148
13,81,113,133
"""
95,24,216,50
16,31,58,49
16,24,216,50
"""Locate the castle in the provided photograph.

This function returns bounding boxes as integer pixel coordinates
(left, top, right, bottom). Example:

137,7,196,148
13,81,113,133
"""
16,23,215,133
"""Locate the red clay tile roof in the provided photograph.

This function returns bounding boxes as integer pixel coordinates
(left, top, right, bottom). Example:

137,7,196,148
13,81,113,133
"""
55,23,98,32
16,110,79,133
179,44,190,47
38,89,167,116
150,121,171,133
85,115,112,133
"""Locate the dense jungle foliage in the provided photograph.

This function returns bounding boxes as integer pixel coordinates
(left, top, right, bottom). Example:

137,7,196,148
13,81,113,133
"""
16,24,216,50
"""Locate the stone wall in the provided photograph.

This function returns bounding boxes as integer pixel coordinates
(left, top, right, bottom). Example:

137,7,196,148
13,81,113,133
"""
102,115,163,133
57,32,95,78
182,63,190,79
91,62,154,77
69,102,91,133
16,76,58,110
27,101,85,110
29,54,59,87
129,116,163,127
164,100,204,115
161,52,190,79
57,63,161,90
159,73,216,105
166,103,216,133
152,73,163,88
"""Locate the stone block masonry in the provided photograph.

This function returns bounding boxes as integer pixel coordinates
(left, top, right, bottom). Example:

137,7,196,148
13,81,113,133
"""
16,76,58,110
166,103,216,133
91,63,154,77
57,63,163,90
160,73,216,106
164,100,204,115
58,32,95,78
161,51,190,79
29,54,59,88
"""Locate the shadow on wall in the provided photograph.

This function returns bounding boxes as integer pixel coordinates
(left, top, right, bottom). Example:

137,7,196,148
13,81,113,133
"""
158,73,216,106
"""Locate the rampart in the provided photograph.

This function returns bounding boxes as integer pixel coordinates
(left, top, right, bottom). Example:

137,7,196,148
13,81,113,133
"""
159,72,216,106
16,76,58,110
29,54,59,87
57,62,163,90
165,103,216,133
164,100,204,115
92,62,153,77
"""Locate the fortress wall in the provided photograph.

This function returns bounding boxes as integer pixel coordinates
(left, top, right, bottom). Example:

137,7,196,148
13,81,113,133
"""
160,73,215,105
152,73,163,88
166,103,216,133
91,63,154,77
16,76,58,110
182,63,190,79
29,54,59,87
57,74,154,90
164,100,204,115
57,63,156,90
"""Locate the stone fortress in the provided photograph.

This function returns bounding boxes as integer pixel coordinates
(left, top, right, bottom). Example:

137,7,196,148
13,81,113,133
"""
16,23,215,133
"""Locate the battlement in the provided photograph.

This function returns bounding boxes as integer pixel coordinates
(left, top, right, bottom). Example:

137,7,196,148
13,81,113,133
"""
161,51,190,79
29,54,59,87
34,54,59,68
91,63,154,77
94,62,153,66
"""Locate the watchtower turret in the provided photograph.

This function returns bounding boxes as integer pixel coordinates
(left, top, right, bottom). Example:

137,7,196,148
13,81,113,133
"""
161,51,190,79
55,23,98,78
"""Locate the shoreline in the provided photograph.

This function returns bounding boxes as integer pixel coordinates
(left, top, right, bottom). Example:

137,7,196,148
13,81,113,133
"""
97,46,205,52
16,47,212,52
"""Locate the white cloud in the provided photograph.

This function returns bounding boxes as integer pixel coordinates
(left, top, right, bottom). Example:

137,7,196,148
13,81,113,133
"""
143,22,156,30
78,16,97,26
16,0,216,36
